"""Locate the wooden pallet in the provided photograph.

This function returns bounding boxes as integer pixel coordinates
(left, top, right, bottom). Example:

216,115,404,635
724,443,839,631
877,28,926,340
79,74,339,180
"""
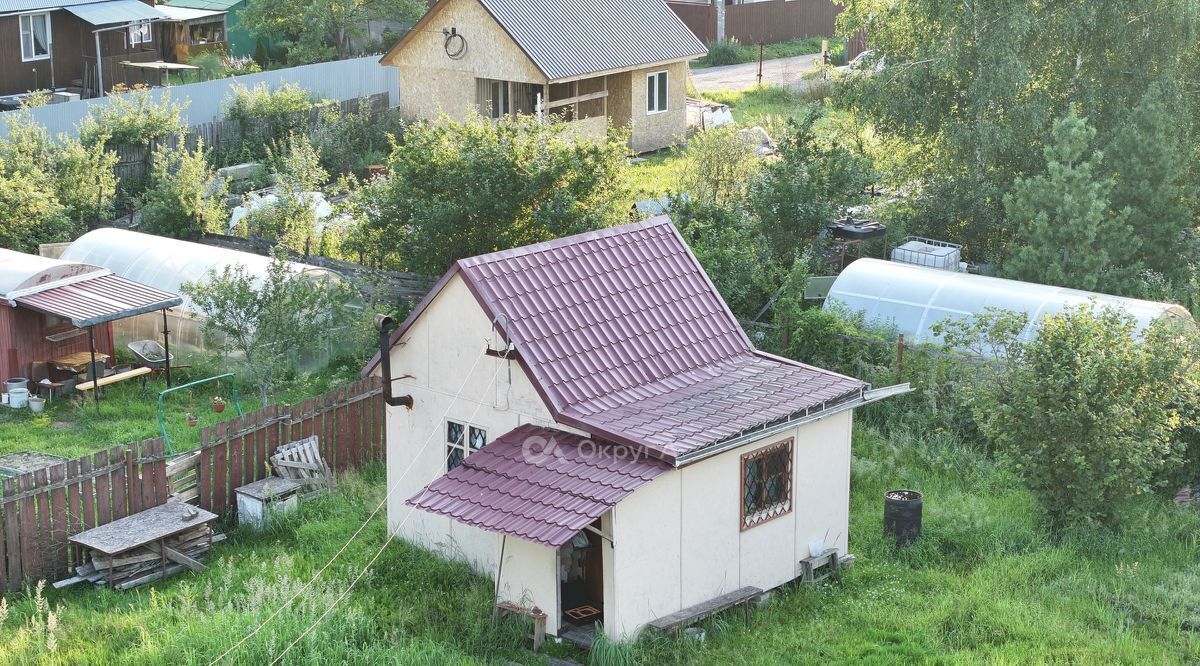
269,436,334,496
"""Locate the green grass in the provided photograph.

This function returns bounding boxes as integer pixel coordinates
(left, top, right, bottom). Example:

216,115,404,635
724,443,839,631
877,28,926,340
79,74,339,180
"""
0,355,361,462
691,37,842,69
5,421,1200,664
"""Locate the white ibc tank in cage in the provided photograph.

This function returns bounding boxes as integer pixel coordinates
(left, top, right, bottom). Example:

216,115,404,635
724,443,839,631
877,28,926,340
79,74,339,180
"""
825,258,1193,347
890,237,962,271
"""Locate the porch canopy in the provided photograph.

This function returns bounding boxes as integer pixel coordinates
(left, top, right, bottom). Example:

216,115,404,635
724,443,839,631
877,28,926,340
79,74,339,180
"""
407,424,670,548
14,272,181,329
64,0,166,24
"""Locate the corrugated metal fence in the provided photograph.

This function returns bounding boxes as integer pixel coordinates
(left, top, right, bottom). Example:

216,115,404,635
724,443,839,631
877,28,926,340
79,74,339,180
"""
0,377,384,592
0,56,398,139
668,0,854,50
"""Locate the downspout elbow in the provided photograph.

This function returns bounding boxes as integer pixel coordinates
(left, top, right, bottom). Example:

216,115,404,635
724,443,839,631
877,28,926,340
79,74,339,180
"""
375,313,414,410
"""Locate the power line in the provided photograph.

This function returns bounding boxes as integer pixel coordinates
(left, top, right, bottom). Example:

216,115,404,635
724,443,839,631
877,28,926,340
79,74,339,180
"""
208,345,499,662
268,350,511,664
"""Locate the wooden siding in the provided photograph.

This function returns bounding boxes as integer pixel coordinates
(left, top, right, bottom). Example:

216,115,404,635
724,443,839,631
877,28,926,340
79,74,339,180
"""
0,304,115,380
0,4,165,98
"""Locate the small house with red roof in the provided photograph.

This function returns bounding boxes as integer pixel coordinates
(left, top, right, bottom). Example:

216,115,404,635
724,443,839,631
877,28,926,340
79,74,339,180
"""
363,217,896,641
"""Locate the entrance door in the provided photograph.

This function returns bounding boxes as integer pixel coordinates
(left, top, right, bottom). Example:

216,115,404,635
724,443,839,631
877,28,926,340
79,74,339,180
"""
558,520,604,628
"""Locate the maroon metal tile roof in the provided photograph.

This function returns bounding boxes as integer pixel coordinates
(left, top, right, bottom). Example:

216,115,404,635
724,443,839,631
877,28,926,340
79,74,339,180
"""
407,424,670,547
366,216,867,464
15,273,182,328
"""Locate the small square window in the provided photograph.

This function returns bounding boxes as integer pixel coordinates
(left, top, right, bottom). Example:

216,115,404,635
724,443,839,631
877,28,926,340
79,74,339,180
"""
446,420,485,471
129,20,152,45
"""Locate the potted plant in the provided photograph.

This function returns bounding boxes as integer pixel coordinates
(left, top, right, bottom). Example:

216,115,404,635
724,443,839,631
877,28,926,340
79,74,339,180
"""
186,413,199,427
212,396,226,414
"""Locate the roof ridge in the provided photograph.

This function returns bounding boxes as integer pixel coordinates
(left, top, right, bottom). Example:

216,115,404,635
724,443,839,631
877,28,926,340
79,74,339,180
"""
457,217,674,269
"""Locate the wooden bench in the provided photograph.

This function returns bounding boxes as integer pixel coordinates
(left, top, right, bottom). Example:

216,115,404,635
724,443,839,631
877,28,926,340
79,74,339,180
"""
75,366,152,392
647,586,763,636
494,601,548,650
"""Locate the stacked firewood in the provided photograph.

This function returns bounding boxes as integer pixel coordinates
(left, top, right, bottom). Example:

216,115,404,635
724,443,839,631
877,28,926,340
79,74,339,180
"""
55,524,225,591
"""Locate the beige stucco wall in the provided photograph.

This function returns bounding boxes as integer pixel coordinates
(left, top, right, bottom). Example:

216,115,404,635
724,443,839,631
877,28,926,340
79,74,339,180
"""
375,273,567,634
626,61,689,153
606,410,855,639
384,0,548,121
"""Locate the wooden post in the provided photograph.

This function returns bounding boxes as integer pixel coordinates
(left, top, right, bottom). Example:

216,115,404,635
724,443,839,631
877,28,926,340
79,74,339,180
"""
161,309,172,388
88,326,100,413
757,43,764,87
896,334,905,382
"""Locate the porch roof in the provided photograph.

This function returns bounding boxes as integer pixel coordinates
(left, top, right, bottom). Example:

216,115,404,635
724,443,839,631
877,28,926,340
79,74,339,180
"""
11,271,181,328
407,424,670,548
64,0,167,25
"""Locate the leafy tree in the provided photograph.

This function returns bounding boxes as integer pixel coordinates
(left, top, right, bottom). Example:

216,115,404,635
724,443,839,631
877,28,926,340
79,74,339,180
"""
1104,83,1196,287
673,125,761,206
182,251,352,404
937,304,1193,531
139,139,229,239
0,161,70,253
835,0,1200,264
358,114,633,274
748,109,874,263
223,83,320,159
239,0,425,63
77,89,187,148
1001,111,1136,294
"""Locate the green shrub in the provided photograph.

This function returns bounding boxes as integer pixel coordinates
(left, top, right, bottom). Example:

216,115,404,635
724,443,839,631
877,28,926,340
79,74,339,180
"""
77,89,187,148
703,38,752,67
937,305,1195,531
139,139,228,239
223,82,321,159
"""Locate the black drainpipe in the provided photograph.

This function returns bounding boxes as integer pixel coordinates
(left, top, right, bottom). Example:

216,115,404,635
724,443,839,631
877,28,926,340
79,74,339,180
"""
374,314,414,408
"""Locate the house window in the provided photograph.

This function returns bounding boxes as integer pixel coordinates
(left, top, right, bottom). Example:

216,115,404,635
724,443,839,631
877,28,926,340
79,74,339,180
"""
20,13,51,62
44,314,72,334
188,20,225,45
740,439,793,530
129,20,152,45
476,78,511,119
446,420,487,470
646,70,668,114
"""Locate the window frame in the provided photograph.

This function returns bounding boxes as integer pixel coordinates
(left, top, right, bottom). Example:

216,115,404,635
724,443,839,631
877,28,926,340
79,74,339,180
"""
646,70,668,115
128,20,153,46
445,419,487,471
19,12,52,63
739,438,794,531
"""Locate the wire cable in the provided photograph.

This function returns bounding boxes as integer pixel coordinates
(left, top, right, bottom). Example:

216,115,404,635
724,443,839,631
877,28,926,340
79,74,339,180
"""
207,347,495,665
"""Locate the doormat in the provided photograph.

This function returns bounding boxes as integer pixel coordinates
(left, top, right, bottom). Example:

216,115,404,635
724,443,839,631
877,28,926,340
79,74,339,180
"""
565,605,601,621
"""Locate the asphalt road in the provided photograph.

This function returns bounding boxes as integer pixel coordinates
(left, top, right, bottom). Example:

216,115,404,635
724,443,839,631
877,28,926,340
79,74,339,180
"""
689,53,822,93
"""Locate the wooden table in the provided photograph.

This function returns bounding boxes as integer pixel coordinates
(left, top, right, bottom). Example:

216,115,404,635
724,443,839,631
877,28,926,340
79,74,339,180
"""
65,501,219,590
49,351,110,374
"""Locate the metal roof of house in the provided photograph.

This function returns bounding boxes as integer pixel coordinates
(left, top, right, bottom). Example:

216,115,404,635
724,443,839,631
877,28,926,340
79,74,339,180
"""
407,424,670,547
386,0,707,81
0,247,181,328
366,217,867,465
163,0,241,10
63,0,166,24
0,0,96,14
156,4,224,21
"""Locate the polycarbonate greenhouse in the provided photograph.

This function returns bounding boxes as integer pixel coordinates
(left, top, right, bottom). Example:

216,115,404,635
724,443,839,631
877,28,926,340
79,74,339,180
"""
60,229,351,355
825,258,1193,345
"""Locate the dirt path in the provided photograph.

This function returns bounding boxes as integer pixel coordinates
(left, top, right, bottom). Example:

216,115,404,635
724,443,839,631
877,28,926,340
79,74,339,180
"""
689,53,821,93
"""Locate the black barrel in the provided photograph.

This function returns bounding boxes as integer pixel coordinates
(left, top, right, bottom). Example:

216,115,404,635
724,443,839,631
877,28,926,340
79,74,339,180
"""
883,489,922,546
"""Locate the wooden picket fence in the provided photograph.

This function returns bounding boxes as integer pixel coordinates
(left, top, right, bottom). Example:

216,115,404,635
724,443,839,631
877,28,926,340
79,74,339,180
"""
0,377,384,593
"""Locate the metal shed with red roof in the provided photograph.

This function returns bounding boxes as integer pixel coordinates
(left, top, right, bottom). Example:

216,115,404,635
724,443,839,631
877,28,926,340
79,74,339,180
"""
364,216,901,641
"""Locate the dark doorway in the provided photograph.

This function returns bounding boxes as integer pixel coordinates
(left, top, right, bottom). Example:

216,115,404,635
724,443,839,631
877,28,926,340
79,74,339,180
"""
559,520,604,629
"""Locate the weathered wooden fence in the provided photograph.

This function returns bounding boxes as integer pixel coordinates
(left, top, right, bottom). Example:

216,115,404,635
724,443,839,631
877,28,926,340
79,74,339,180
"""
0,377,384,593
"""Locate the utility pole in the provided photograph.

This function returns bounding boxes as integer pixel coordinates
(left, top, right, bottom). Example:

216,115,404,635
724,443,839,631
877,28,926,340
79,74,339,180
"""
715,0,726,43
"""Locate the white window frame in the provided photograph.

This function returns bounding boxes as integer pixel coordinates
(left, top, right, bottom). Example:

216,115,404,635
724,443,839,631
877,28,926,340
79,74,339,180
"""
445,419,487,471
128,20,153,45
19,12,52,62
646,70,668,115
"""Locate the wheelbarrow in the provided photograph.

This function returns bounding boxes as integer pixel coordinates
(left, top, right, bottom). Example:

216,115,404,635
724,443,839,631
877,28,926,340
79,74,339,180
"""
127,340,175,369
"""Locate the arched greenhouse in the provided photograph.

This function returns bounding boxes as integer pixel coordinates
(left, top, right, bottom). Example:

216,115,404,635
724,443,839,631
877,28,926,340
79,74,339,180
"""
825,258,1193,346
60,229,356,356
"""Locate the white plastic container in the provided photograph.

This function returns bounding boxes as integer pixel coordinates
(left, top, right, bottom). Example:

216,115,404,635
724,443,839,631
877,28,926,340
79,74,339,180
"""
808,537,825,558
8,388,29,409
28,396,45,413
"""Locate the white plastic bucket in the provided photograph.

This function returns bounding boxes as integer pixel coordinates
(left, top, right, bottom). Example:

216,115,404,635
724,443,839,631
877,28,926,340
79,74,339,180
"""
28,396,45,413
808,537,825,558
8,388,29,409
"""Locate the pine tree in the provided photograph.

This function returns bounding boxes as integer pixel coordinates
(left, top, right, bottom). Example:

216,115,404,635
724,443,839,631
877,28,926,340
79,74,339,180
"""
1001,111,1138,294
